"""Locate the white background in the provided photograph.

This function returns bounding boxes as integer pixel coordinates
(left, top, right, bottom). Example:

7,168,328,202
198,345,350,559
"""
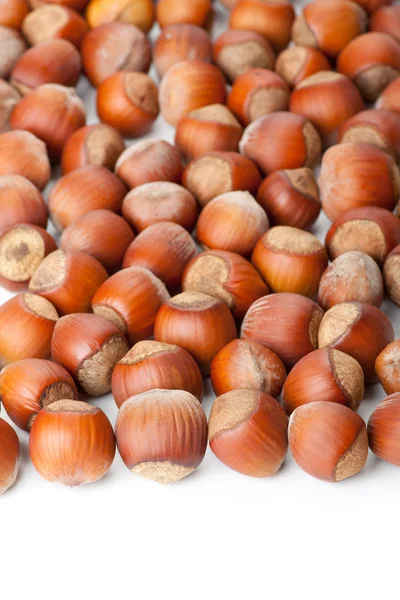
2,2,400,599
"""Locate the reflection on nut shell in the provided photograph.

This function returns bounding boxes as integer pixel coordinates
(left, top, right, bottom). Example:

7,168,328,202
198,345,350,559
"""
209,389,288,477
61,124,125,174
318,251,384,310
159,60,226,127
282,348,364,415
383,245,400,306
0,175,48,233
318,302,394,382
289,402,368,482
29,400,115,486
115,389,208,484
156,0,212,29
0,293,58,367
376,77,400,114
112,340,203,407
241,293,324,368
319,143,400,221
123,222,196,291
22,5,89,48
29,249,108,315
0,419,20,495
275,46,331,88
0,0,29,29
290,72,365,140
256,168,320,230
0,358,78,431
49,165,126,231
51,313,129,395
338,109,400,162
213,29,275,83
154,24,212,79
252,226,328,297
81,22,151,87
182,151,262,208
240,111,321,174
0,131,50,190
0,224,57,291
196,190,269,257
368,393,400,466
154,291,237,375
86,0,155,33
92,266,170,344
325,206,400,266
210,339,286,398
182,249,269,320
60,209,134,273
375,340,400,395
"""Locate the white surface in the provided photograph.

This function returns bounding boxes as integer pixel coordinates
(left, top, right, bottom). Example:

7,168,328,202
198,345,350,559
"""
2,3,400,599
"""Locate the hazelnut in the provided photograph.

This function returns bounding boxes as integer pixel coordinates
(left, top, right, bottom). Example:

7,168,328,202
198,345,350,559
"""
383,244,400,306
60,209,135,273
29,248,108,315
175,104,242,162
318,302,394,382
92,266,170,344
353,0,391,14
0,419,20,495
122,182,198,233
290,72,365,142
51,313,129,395
0,293,58,367
0,174,48,233
48,165,126,231
182,151,261,208
196,190,269,257
375,340,400,395
241,292,324,368
337,32,400,102
325,206,400,266
240,111,321,174
0,130,50,190
210,339,286,398
230,0,295,52
289,402,368,482
182,249,269,321
283,348,364,415
256,168,321,230
122,222,197,291
0,79,20,133
10,84,86,162
115,139,183,189
319,143,400,221
61,123,125,174
156,0,212,29
213,29,275,83
29,400,115,485
97,72,159,138
370,4,400,43
0,224,56,291
209,389,288,477
86,0,155,33
154,24,212,80
111,340,203,407
338,109,400,162
81,22,151,87
275,46,331,88
252,226,328,297
115,389,208,484
227,68,290,126
0,0,29,29
10,39,82,95
154,291,237,375
0,358,78,431
0,25,27,79
318,251,384,310
22,5,88,48
376,77,400,113
292,0,367,58
159,60,226,127
30,0,89,10
368,394,400,466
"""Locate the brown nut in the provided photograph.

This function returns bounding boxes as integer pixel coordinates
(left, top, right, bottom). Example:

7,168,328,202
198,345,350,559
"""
375,340,400,395
0,25,27,79
275,46,331,88
156,0,212,29
22,5,89,48
376,77,400,113
368,393,400,466
0,79,20,133
61,123,125,174
81,22,151,87
154,24,212,79
383,245,400,306
0,419,20,495
338,109,400,162
0,0,29,29
370,5,400,44
0,130,50,190
0,174,48,233
86,0,155,33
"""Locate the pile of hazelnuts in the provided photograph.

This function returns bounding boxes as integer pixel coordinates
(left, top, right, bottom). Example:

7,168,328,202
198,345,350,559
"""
2,0,400,492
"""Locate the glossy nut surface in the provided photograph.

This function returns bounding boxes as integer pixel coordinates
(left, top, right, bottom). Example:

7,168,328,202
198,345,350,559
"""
61,123,125,174
383,245,400,306
0,175,48,233
338,109,400,162
275,46,331,88
368,394,400,466
0,419,20,495
22,5,89,48
0,131,50,190
375,340,400,395
86,0,155,33
154,24,212,79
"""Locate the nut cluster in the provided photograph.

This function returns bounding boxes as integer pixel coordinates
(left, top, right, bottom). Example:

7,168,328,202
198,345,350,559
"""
1,0,400,493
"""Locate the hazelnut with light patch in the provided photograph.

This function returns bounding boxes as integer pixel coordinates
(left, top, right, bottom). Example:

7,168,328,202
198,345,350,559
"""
383,245,400,307
0,175,48,234
0,419,20,495
0,26,26,79
22,5,88,48
61,124,125,174
0,131,50,190
376,77,400,114
275,46,331,88
86,0,155,33
154,24,212,79
0,79,20,133
376,340,400,395
368,394,400,466
156,0,212,29
338,109,400,162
